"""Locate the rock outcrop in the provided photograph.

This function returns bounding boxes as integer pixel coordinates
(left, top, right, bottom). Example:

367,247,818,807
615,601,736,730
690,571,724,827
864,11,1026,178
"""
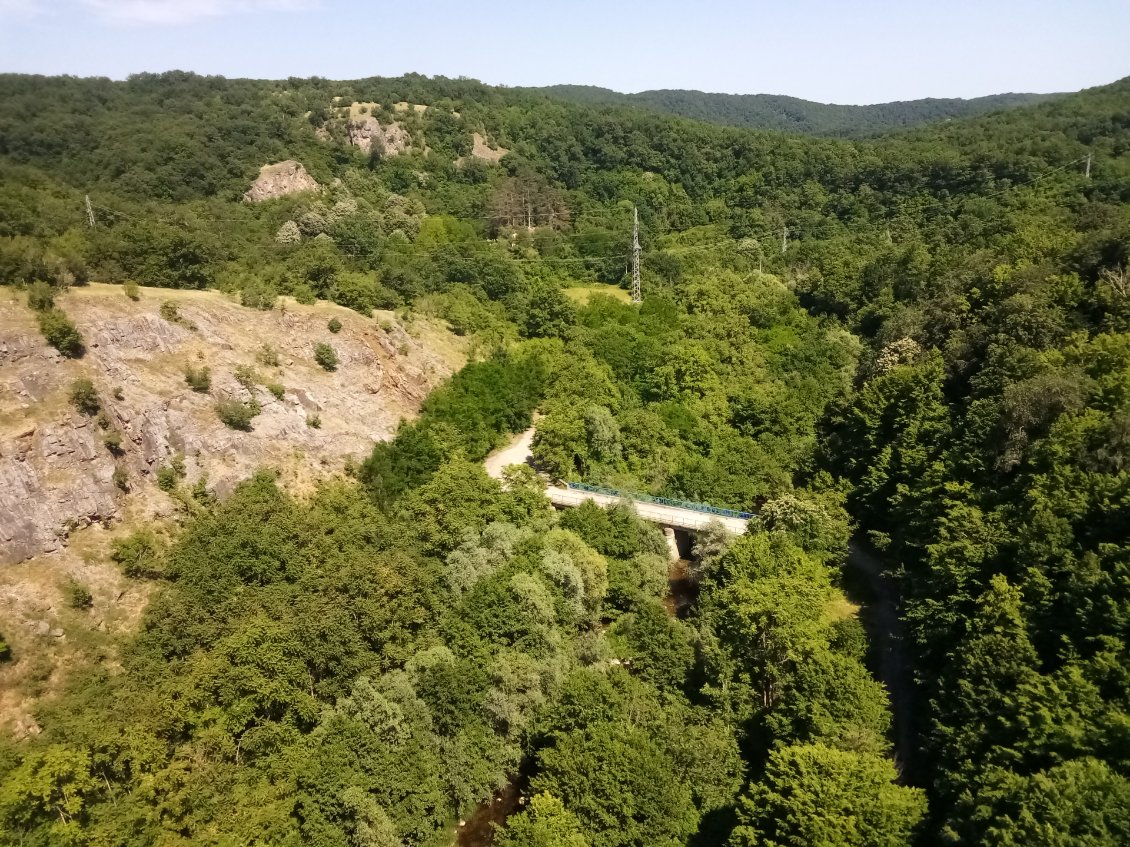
243,160,320,202
0,285,467,565
347,117,410,157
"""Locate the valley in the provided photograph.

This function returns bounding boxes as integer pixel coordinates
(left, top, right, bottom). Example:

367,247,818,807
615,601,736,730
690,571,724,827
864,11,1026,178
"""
0,66,1127,847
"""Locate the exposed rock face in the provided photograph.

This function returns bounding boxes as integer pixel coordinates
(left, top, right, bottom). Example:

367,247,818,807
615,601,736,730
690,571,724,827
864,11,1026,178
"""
470,132,508,163
243,160,320,202
0,285,467,565
347,117,410,157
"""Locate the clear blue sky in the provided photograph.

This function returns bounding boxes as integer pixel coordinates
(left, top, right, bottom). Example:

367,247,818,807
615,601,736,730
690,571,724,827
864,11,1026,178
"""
1,0,1128,103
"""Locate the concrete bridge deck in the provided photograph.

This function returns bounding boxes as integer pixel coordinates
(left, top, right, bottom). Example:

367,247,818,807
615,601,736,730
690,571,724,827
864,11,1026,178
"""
485,427,750,536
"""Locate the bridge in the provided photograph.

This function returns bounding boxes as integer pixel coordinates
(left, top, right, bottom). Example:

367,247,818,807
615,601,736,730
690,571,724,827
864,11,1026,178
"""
485,428,751,537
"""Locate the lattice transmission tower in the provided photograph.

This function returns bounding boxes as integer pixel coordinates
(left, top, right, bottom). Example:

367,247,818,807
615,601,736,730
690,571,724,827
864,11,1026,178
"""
631,206,642,304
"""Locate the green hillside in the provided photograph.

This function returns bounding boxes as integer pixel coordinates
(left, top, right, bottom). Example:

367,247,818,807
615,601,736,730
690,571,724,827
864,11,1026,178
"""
1,70,1129,847
531,83,1058,136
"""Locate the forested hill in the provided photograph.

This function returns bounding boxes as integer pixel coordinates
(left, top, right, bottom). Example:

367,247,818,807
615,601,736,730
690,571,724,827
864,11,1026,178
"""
1,69,1130,847
530,84,1058,136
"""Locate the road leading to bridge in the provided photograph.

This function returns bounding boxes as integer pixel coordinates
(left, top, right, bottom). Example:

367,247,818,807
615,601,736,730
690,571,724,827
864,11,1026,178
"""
485,428,750,535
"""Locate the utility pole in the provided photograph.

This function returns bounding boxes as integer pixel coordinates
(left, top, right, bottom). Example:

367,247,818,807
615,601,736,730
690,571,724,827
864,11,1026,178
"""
630,206,642,304
781,225,788,255
1085,153,1092,180
85,195,96,228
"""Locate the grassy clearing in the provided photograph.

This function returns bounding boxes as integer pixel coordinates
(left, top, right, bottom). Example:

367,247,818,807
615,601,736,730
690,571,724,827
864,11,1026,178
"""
564,284,632,305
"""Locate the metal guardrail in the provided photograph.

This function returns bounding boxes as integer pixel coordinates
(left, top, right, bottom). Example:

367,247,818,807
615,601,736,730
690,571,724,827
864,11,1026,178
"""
565,481,755,520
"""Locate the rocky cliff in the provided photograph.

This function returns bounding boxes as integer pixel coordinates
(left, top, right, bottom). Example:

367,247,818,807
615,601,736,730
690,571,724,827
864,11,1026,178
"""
0,284,466,565
347,117,411,156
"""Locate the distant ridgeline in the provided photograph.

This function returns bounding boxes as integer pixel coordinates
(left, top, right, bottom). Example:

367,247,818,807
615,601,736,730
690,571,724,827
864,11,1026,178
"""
528,84,1060,137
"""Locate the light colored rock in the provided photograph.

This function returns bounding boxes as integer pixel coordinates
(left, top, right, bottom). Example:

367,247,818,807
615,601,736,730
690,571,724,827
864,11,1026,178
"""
469,132,508,163
347,117,410,157
243,160,320,203
0,285,468,564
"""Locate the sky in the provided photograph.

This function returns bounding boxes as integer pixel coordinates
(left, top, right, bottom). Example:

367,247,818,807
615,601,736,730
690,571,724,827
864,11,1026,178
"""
1,0,1128,104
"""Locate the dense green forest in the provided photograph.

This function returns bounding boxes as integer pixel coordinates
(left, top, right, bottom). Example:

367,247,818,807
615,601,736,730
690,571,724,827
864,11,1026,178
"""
529,85,1058,137
1,70,1130,846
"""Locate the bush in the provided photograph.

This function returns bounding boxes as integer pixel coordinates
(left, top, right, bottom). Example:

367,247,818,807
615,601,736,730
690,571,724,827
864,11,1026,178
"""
110,528,163,578
191,474,215,505
112,464,129,491
27,280,55,311
215,398,258,430
95,410,111,430
160,300,197,330
123,280,140,301
156,453,186,491
103,429,123,454
37,308,84,357
63,577,93,610
306,413,321,428
0,635,9,661
327,317,342,333
184,365,211,392
256,344,280,367
69,378,100,415
314,342,338,371
156,465,177,491
267,382,285,400
240,280,276,310
233,364,258,390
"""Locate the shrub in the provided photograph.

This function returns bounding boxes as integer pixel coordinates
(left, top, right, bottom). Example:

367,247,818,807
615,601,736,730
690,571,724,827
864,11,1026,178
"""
156,465,177,491
240,280,276,310
314,342,338,371
306,413,321,429
37,308,84,357
112,464,129,491
69,378,100,415
95,410,111,430
160,300,197,330
267,382,285,400
123,280,140,301
63,577,93,610
184,365,211,392
191,474,215,505
0,635,9,661
27,280,55,311
327,317,342,333
257,344,280,367
156,453,186,491
215,398,258,430
233,364,258,391
110,528,163,578
103,429,123,454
